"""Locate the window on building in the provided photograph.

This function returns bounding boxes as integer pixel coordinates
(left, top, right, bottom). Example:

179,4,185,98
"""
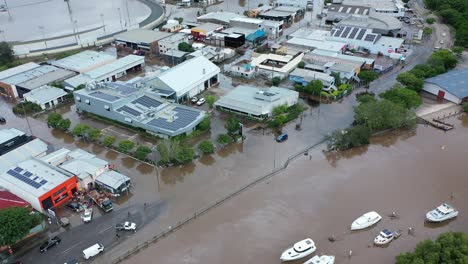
85,99,90,105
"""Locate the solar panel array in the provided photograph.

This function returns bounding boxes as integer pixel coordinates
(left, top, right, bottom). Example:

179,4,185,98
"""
340,27,351,38
334,27,344,37
118,105,141,116
132,96,162,108
90,91,120,102
356,28,367,40
6,167,47,189
348,28,359,39
364,34,377,42
148,107,200,132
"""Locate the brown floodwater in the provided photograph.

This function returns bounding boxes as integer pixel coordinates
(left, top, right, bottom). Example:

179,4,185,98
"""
123,115,468,264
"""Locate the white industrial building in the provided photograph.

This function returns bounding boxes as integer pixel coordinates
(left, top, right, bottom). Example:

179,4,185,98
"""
274,0,308,8
251,52,304,78
286,28,347,53
145,56,220,101
51,50,117,74
215,86,299,118
198,12,243,25
64,55,145,89
0,139,49,175
158,33,191,55
422,69,468,104
334,0,406,17
289,68,337,91
23,85,68,110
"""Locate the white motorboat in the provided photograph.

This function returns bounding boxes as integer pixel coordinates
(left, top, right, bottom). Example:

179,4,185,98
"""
351,211,382,230
280,238,316,261
304,255,335,264
426,203,459,222
374,229,394,245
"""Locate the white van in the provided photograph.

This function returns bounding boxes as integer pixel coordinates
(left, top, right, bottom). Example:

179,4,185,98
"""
83,243,104,259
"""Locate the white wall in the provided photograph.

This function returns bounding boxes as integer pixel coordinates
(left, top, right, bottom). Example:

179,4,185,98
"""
423,83,461,104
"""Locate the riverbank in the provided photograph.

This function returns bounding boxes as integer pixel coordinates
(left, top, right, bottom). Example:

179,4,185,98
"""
122,114,468,264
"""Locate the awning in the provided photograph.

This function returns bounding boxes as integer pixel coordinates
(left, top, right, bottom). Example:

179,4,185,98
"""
246,30,266,42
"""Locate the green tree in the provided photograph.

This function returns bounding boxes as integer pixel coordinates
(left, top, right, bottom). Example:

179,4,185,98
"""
423,27,433,36
380,85,422,109
395,232,468,264
206,95,216,109
217,133,233,145
0,207,42,247
271,76,281,86
412,64,438,78
462,102,468,112
356,94,377,104
354,100,417,132
71,123,90,138
306,80,323,95
428,50,458,71
358,70,379,83
426,17,436,24
330,72,342,87
87,128,102,142
118,140,135,154
75,84,86,91
396,72,424,92
47,113,63,128
197,117,211,131
177,146,195,164
326,125,372,151
157,139,180,164
225,117,241,135
198,140,215,155
298,61,305,68
452,46,464,56
135,145,152,160
0,41,14,66
57,118,71,131
178,42,194,52
103,135,116,147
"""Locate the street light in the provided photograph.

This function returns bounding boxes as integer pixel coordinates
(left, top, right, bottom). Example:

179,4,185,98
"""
151,146,161,193
100,13,106,36
38,26,47,49
74,20,81,42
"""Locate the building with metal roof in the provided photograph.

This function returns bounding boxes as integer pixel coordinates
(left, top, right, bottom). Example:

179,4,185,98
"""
274,0,307,8
158,33,191,55
0,64,75,98
51,50,117,74
251,52,305,78
0,157,77,212
145,56,220,102
74,80,207,137
0,128,32,156
0,190,29,210
336,12,402,35
115,29,174,52
289,68,337,91
337,0,406,17
23,85,67,110
95,170,131,196
198,12,243,25
423,69,468,104
64,55,145,89
215,86,299,118
0,139,49,175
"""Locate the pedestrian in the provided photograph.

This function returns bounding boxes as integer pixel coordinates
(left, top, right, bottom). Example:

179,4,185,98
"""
128,211,130,216
116,233,120,239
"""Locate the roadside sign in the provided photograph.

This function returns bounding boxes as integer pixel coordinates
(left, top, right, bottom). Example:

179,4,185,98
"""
48,208,56,217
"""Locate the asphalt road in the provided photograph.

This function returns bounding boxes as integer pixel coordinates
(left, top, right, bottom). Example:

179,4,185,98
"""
19,202,165,264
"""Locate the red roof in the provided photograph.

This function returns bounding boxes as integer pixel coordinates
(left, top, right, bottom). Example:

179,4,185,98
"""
0,191,29,210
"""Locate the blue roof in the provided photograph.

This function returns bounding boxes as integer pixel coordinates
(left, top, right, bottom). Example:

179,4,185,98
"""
246,30,266,42
425,69,468,99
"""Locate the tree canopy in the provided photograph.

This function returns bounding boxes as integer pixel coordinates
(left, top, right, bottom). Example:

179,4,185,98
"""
396,72,424,92
178,42,194,52
103,135,116,147
225,117,241,136
177,146,195,164
0,42,14,66
358,70,379,83
199,140,215,155
118,140,135,154
380,85,422,109
396,232,468,264
135,145,152,160
71,123,90,138
206,95,216,109
0,207,42,247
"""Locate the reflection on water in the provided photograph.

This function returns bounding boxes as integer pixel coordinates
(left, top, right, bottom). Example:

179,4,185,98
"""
91,144,105,155
105,150,119,161
114,192,134,205
324,145,369,167
199,155,216,166
160,163,196,185
371,129,417,148
217,142,243,158
136,163,154,175
122,157,137,169
423,218,456,229
459,114,468,127
75,140,90,149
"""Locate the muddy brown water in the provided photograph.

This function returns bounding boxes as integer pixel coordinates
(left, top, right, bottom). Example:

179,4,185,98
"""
124,115,468,264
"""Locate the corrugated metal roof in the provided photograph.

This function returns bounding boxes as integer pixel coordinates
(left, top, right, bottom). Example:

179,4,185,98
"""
0,128,25,144
0,62,40,81
51,50,116,73
96,170,130,190
425,69,468,99
115,29,173,44
0,139,48,175
85,55,144,79
23,85,67,105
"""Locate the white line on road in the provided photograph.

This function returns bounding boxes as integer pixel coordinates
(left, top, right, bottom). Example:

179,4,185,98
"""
61,243,80,254
98,225,114,234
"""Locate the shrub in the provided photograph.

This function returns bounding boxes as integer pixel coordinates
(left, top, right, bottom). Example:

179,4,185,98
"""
12,102,42,115
326,125,372,151
298,61,305,68
158,139,180,164
71,124,90,138
271,76,281,86
356,94,377,104
358,70,379,83
426,17,436,24
462,102,468,113
47,113,63,128
135,146,152,160
198,140,215,155
177,146,195,164
396,72,424,92
197,117,211,131
178,42,194,52
57,118,71,131
380,86,422,109
225,117,241,136
87,128,102,142
217,133,233,145
103,136,116,147
118,140,135,154
206,95,216,109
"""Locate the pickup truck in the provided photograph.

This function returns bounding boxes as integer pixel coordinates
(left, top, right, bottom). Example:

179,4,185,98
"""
115,221,137,232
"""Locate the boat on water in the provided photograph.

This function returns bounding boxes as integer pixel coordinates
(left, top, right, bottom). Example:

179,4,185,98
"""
426,203,458,222
374,229,395,245
303,255,335,264
351,211,382,230
280,238,316,261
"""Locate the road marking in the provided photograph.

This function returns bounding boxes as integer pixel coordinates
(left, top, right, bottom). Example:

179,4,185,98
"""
61,243,80,254
98,225,113,234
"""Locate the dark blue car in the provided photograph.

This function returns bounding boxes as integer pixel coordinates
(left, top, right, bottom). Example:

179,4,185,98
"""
276,133,288,142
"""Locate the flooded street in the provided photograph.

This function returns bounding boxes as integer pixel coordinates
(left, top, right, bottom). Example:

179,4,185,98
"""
123,115,468,264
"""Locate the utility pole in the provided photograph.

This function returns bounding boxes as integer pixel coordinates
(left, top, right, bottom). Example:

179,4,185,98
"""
3,0,11,19
117,8,123,30
100,13,106,36
21,102,33,136
151,146,160,193
38,26,47,49
125,0,131,28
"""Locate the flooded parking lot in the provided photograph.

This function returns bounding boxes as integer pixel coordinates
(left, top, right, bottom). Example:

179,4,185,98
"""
122,115,468,264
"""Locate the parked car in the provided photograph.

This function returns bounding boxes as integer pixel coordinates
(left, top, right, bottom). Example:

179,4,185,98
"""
39,236,61,252
196,98,206,106
0,116,5,124
66,203,81,212
82,243,104,260
276,133,288,142
115,221,137,232
190,97,199,104
81,208,93,223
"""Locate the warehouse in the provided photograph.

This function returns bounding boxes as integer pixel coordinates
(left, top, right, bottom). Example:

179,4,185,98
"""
0,63,75,98
289,68,337,91
51,50,117,74
115,29,173,53
23,85,68,110
191,23,224,40
0,128,32,156
198,12,243,25
250,52,304,78
423,69,468,104
0,138,49,175
215,86,299,118
158,33,191,55
0,158,77,212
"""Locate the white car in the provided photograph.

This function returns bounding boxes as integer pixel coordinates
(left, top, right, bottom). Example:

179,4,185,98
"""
190,97,199,104
196,98,206,106
82,208,93,223
115,221,137,231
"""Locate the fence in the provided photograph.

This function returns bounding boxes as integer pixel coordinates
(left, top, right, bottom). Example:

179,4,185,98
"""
111,137,327,263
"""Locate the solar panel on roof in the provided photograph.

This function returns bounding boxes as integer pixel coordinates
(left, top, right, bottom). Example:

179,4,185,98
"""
6,170,42,189
24,171,33,177
40,180,48,185
348,28,359,39
147,107,201,132
356,28,366,40
90,91,120,102
334,27,344,37
364,34,377,42
341,27,351,38
118,105,141,116
14,167,23,172
132,96,162,108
